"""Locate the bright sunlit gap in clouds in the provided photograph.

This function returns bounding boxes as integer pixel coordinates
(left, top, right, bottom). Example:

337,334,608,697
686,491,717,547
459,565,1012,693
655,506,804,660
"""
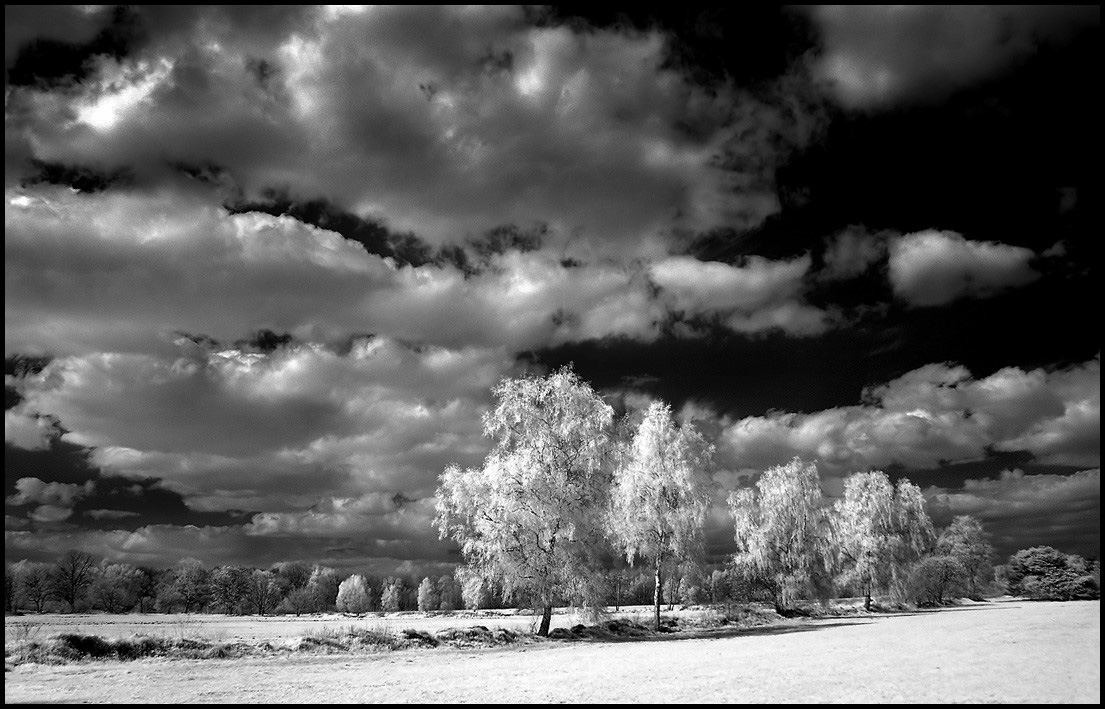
75,57,174,130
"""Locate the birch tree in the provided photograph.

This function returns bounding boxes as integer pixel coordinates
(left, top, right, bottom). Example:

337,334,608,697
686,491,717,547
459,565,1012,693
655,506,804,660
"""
336,574,371,613
832,471,897,610
890,478,937,600
728,457,831,613
435,367,614,636
417,577,440,612
832,470,936,608
608,401,713,631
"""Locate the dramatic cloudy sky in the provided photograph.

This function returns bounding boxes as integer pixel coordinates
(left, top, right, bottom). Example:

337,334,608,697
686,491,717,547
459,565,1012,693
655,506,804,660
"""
5,5,1100,576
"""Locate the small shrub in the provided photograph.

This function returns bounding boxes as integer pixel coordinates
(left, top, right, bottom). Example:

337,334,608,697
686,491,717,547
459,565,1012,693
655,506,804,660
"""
400,629,439,647
113,635,169,660
907,556,967,606
6,622,41,644
346,625,402,650
56,633,114,658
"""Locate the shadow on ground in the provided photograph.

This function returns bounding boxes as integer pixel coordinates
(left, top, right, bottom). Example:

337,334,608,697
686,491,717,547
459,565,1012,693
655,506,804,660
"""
546,617,877,644
546,601,1009,645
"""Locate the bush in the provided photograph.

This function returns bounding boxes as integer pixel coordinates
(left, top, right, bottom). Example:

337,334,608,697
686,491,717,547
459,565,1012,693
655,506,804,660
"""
55,633,114,658
1004,547,1100,601
906,555,966,606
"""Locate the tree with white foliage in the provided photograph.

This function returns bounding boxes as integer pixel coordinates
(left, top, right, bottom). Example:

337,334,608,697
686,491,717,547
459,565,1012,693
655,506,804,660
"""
435,367,614,636
336,574,371,614
889,478,937,600
456,566,491,610
936,515,994,599
608,401,713,631
416,577,440,612
832,471,897,611
831,470,936,609
728,457,832,614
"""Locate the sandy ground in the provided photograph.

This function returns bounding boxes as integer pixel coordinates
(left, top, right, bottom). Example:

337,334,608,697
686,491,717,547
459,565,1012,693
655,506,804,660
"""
4,599,1099,703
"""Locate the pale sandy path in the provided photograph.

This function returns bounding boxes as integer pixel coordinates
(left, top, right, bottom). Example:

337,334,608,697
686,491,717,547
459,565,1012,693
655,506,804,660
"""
5,600,1099,703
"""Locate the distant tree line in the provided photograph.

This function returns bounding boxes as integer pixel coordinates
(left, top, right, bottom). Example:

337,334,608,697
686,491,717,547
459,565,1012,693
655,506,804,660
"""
2,549,716,617
4,537,1098,619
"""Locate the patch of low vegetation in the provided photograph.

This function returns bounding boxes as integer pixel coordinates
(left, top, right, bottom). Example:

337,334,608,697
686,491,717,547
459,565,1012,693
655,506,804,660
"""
5,632,259,666
545,604,796,641
4,622,533,667
5,599,951,667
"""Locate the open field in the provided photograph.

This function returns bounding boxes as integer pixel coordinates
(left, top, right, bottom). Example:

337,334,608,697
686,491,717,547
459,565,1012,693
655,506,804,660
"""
4,599,1099,703
3,607,577,643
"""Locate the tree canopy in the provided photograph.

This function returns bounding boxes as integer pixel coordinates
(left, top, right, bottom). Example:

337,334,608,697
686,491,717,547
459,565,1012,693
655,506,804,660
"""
728,457,832,612
434,366,615,635
609,401,713,630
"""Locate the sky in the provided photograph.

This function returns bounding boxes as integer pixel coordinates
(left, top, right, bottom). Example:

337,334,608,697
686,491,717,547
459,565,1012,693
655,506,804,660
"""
5,5,1100,577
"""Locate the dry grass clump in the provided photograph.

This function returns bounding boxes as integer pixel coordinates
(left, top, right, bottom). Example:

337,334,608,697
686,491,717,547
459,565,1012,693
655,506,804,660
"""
430,625,522,648
6,632,258,665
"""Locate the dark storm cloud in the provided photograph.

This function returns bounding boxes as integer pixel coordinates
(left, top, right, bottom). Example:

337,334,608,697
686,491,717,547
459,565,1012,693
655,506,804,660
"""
926,468,1100,559
5,522,460,576
5,473,245,532
4,440,97,494
5,5,141,89
21,159,132,193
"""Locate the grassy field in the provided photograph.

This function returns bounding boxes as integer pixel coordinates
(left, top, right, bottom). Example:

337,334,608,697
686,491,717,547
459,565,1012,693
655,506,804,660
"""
4,599,1099,703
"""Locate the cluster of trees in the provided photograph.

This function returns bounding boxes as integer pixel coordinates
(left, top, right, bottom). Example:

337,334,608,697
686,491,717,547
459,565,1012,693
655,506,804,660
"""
435,368,1100,635
998,546,1100,601
5,553,335,616
7,369,1098,626
435,368,717,634
5,552,491,617
4,546,722,618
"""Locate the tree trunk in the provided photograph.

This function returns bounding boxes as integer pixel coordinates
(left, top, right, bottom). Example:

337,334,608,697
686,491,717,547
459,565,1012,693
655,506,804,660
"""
864,580,872,612
653,563,663,632
537,604,552,636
